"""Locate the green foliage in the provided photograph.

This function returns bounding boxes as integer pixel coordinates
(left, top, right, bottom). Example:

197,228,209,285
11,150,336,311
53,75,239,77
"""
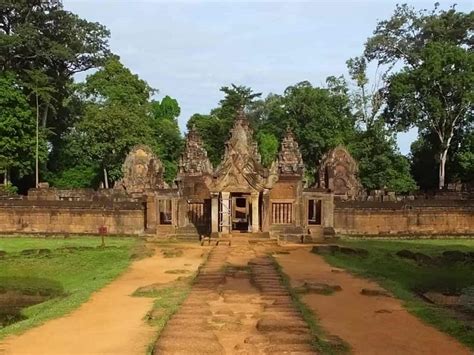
321,239,474,349
47,165,100,189
263,80,355,174
1,183,18,195
188,85,262,166
151,96,180,120
411,129,474,189
454,131,474,182
257,132,279,167
365,4,474,188
77,103,153,183
0,0,111,133
349,125,417,193
80,56,153,106
76,58,155,185
150,97,184,183
0,72,47,179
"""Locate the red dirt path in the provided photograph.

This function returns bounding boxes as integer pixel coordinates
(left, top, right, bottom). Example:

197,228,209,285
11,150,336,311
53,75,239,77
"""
0,244,204,355
276,247,471,355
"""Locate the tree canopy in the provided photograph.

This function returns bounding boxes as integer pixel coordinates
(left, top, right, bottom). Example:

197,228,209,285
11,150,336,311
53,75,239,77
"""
365,4,473,188
1,1,472,194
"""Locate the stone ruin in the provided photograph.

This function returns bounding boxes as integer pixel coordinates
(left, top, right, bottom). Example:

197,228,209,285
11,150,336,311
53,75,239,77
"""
278,127,304,176
115,145,168,194
212,110,277,192
178,125,213,177
317,145,361,199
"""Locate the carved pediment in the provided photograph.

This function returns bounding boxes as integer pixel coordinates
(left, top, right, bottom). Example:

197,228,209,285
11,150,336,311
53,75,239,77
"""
317,145,360,198
212,110,274,192
115,145,168,193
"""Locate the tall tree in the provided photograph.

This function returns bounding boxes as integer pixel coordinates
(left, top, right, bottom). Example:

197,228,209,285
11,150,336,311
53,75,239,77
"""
76,58,154,188
23,69,55,187
0,0,111,168
189,85,262,166
345,56,417,192
150,96,183,183
0,72,46,186
269,80,355,176
365,4,473,188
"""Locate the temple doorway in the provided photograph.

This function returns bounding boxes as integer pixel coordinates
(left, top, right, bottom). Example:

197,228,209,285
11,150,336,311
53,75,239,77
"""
231,193,250,232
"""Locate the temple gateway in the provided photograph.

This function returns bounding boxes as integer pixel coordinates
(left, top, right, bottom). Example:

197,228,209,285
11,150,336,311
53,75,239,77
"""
117,111,360,240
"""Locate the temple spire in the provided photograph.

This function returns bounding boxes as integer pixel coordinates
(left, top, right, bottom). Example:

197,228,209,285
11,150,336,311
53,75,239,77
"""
178,126,213,176
277,127,304,175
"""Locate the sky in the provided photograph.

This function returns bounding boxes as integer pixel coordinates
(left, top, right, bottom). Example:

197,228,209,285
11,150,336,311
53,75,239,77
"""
65,0,472,155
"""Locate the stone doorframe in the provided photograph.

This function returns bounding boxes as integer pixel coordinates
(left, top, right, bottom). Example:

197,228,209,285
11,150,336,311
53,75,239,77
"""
211,191,260,234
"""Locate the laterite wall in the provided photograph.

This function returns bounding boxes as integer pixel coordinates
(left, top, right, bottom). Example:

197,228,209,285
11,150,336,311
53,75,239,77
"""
334,200,474,236
0,200,145,235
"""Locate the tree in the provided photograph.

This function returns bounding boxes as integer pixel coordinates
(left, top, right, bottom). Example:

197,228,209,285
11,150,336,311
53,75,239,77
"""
411,127,474,189
365,4,474,188
349,123,417,193
151,95,180,120
23,69,56,187
189,85,262,166
187,113,224,166
257,132,279,167
345,56,416,192
0,72,46,186
77,104,153,187
76,58,154,188
267,80,356,176
0,0,111,131
150,96,183,184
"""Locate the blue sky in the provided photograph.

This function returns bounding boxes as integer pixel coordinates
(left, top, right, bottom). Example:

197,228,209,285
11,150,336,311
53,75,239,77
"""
66,0,472,155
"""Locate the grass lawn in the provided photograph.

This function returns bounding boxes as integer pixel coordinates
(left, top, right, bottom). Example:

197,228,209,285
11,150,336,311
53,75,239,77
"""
0,236,138,339
319,238,474,349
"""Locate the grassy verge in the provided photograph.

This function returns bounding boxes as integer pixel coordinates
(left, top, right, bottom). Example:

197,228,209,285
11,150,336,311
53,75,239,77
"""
0,236,137,338
270,256,351,355
319,239,474,350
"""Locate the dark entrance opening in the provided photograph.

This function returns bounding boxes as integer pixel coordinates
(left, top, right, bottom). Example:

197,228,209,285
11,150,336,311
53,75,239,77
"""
231,193,250,232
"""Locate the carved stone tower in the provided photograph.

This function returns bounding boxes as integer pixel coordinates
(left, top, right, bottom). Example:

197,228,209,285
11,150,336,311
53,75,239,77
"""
178,126,213,177
278,127,304,176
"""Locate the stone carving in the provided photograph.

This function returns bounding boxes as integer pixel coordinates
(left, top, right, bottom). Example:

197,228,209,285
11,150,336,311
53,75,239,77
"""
318,145,361,199
178,126,213,176
213,110,274,192
278,127,304,175
115,145,167,193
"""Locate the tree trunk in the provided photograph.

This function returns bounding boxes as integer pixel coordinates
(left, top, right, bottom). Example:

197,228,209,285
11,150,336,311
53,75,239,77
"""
103,167,109,189
35,93,39,188
41,104,49,129
438,148,448,190
4,168,9,185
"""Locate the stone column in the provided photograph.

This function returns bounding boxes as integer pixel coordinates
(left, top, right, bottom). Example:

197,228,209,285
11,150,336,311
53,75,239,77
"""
261,189,271,232
171,198,178,227
211,193,219,233
251,192,259,233
145,193,157,232
221,191,231,234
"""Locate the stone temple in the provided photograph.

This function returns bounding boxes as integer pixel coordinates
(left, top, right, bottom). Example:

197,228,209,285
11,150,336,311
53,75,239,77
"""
1,110,472,237
118,110,359,240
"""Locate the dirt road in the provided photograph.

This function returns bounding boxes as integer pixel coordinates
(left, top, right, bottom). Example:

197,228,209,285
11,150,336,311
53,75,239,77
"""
0,244,204,355
155,239,315,354
276,247,470,355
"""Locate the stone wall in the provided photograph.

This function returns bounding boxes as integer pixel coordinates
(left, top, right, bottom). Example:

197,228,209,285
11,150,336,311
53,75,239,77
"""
0,200,145,235
334,200,474,236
